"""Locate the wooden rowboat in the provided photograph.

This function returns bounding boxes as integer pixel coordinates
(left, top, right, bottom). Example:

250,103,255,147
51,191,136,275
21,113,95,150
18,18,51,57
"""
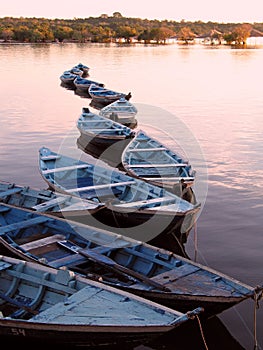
73,76,104,92
122,129,196,198
89,83,132,106
0,181,105,220
0,254,201,346
38,146,201,251
76,107,136,167
99,97,138,127
0,203,259,319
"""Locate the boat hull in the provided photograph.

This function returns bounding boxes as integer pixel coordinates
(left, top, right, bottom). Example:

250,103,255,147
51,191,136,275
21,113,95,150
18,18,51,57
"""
117,288,252,320
91,205,198,250
0,320,172,347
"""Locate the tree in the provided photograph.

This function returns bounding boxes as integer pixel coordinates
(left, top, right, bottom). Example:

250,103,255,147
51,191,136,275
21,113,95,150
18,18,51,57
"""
115,25,137,43
232,23,252,45
153,27,175,43
177,26,196,44
113,12,123,18
0,28,14,41
54,26,73,42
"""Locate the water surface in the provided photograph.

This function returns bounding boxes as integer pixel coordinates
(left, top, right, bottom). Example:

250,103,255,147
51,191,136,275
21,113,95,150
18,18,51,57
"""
0,43,262,349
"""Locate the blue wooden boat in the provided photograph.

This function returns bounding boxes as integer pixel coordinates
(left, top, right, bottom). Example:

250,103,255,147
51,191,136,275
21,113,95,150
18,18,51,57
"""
76,107,135,163
70,67,83,76
73,62,90,75
0,255,200,346
0,181,105,219
73,76,104,92
0,203,258,319
59,70,78,85
89,83,132,106
122,130,196,198
38,146,201,251
99,97,138,127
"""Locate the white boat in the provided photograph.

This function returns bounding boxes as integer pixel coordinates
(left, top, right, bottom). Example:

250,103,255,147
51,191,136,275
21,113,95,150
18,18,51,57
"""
122,130,196,197
99,97,138,127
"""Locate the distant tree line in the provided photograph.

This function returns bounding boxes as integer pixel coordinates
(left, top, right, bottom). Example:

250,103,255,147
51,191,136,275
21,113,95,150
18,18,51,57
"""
0,13,262,45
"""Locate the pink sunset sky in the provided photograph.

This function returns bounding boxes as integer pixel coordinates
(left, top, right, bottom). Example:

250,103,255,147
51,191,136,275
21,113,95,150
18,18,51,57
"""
1,0,263,23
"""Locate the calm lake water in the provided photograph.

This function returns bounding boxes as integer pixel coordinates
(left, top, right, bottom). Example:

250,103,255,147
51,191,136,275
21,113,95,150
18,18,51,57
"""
0,42,262,349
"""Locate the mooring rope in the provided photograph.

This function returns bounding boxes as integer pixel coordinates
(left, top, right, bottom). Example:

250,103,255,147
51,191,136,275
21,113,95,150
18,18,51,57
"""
196,315,209,350
194,220,198,262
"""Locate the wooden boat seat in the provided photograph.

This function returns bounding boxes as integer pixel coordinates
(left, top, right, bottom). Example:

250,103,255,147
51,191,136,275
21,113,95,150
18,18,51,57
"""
128,147,167,152
114,196,174,208
143,176,195,181
88,128,125,133
67,181,135,193
6,268,77,295
32,196,69,211
42,164,90,175
49,242,117,269
0,188,23,198
79,120,110,124
40,155,61,161
128,163,188,168
150,264,201,285
20,234,65,251
0,216,52,235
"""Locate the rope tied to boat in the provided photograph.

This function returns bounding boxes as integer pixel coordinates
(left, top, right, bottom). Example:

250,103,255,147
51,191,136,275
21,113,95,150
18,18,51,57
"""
195,314,209,350
253,286,263,350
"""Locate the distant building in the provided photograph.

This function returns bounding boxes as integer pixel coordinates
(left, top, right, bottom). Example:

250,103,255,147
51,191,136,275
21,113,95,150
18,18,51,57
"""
195,29,224,45
247,28,263,45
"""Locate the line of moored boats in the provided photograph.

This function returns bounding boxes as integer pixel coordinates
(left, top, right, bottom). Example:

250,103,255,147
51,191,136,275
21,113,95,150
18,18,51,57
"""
0,62,261,347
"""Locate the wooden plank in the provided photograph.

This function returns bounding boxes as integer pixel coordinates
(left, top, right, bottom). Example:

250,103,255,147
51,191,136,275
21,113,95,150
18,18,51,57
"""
0,206,11,213
79,120,110,123
143,176,195,181
151,264,200,284
128,163,188,168
40,155,61,161
87,128,125,132
32,197,69,211
42,164,89,175
6,269,77,295
20,234,65,251
67,181,135,193
128,147,167,152
0,188,23,198
0,216,52,234
114,196,173,208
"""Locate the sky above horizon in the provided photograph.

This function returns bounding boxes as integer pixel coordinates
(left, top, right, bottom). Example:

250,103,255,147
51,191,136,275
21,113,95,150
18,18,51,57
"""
2,0,263,23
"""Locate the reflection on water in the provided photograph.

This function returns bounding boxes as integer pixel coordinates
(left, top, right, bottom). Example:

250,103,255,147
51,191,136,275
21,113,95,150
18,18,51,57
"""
0,43,262,349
